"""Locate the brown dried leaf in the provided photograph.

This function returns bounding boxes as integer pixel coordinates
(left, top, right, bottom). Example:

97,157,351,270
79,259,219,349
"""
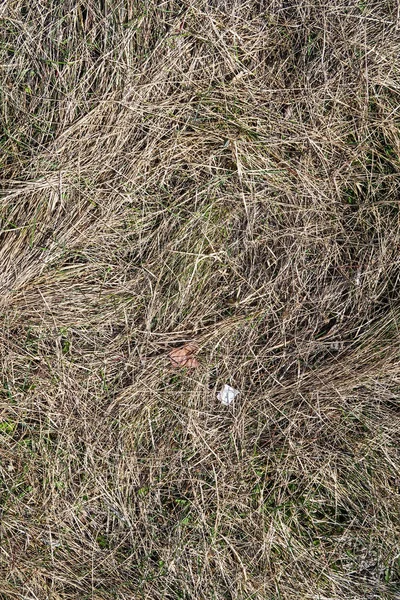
169,343,199,369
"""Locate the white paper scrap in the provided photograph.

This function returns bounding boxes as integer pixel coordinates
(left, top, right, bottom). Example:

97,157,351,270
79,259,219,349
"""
217,384,240,406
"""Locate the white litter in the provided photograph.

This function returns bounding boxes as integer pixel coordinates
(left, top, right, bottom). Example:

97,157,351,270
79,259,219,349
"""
217,384,240,406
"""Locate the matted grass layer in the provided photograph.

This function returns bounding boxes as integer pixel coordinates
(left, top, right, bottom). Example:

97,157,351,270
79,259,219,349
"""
0,1,399,599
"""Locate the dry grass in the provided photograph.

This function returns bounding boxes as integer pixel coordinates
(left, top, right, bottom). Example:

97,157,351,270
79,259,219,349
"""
1,1,400,598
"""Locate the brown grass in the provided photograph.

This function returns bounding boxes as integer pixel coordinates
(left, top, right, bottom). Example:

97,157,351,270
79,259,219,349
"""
1,1,400,598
